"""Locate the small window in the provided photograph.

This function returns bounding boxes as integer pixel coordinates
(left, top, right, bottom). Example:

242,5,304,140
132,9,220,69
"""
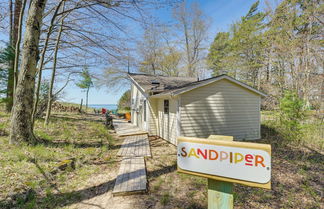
164,100,169,114
144,100,146,121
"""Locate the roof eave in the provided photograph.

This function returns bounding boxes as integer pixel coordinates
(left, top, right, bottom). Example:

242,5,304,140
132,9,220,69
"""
127,74,148,96
168,75,267,97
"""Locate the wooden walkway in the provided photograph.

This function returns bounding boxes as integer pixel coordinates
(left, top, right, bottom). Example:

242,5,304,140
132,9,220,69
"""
112,119,150,196
112,157,147,196
113,119,148,137
117,134,151,157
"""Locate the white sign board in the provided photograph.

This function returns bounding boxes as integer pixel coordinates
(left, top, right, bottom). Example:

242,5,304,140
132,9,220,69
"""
177,138,271,185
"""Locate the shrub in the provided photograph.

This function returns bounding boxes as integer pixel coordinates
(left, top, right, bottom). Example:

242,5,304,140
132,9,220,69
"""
279,91,305,143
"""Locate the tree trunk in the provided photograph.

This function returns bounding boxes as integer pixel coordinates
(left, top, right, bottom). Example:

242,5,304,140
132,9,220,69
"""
79,98,83,113
6,0,22,112
45,5,65,125
32,0,64,125
13,0,22,45
86,87,89,111
9,0,13,45
5,0,14,112
13,0,27,91
9,0,47,144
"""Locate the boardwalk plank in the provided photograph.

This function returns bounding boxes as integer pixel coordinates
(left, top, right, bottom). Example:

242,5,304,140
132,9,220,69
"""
112,157,147,196
117,134,151,157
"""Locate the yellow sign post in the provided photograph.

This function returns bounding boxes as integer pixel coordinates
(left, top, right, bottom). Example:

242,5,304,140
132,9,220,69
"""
177,135,271,209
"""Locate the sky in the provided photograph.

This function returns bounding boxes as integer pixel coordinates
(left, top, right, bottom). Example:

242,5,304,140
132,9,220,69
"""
1,0,280,105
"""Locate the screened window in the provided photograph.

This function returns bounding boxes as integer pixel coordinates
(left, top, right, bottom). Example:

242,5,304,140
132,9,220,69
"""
144,100,146,121
164,100,169,114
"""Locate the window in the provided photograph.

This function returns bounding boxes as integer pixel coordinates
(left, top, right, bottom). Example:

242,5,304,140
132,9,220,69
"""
164,100,169,114
144,100,146,121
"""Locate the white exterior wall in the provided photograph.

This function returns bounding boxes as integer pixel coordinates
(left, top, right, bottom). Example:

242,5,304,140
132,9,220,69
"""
130,83,148,131
180,79,261,140
148,98,158,135
156,98,178,144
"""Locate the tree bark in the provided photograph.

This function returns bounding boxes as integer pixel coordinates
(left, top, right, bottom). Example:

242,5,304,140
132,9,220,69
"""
9,0,47,144
86,87,89,111
45,4,65,125
13,0,22,45
80,98,83,113
9,0,13,45
13,0,27,91
5,0,15,112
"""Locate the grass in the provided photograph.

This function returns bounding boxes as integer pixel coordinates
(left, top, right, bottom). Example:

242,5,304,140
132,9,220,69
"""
262,110,324,150
0,108,323,208
0,111,118,208
142,111,323,209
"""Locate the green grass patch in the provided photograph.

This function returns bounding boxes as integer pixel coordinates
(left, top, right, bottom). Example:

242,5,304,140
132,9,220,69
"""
0,112,117,208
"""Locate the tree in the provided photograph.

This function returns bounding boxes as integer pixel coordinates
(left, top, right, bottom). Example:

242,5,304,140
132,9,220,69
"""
173,2,209,77
207,32,231,75
9,0,47,144
76,68,93,111
207,0,323,109
6,0,24,112
118,90,131,111
279,91,305,143
0,46,14,99
138,24,163,75
33,0,65,124
44,1,66,125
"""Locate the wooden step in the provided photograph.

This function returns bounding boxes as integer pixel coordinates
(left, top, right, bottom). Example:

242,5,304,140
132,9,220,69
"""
112,157,147,196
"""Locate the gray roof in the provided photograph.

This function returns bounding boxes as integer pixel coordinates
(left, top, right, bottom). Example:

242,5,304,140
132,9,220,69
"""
128,73,267,97
128,73,197,94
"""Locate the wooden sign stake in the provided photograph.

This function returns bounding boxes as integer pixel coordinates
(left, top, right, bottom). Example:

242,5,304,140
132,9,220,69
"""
207,135,234,209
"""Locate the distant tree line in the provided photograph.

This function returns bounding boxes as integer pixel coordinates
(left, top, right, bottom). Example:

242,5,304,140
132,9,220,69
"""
207,0,323,110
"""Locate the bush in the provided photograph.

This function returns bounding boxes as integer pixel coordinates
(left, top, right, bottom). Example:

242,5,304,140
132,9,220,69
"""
279,91,305,143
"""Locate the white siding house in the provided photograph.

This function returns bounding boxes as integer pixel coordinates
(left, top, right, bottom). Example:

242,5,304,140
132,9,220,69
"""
129,73,266,145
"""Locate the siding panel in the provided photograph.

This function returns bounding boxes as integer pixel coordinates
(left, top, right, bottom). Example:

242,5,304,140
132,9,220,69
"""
180,79,261,140
156,98,178,144
148,98,158,135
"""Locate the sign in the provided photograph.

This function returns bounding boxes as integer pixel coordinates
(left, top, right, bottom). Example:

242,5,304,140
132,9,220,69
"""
177,136,271,189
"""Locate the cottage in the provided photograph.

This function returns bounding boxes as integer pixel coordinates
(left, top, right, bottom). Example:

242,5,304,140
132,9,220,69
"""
129,73,266,145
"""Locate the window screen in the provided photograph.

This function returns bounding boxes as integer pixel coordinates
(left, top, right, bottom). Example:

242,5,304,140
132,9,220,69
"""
144,100,146,121
164,100,169,114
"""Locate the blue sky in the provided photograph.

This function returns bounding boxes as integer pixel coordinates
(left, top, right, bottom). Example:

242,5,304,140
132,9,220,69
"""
85,0,279,105
1,0,280,105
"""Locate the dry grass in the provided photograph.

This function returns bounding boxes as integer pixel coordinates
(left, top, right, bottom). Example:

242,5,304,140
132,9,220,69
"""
0,110,323,209
0,112,121,209
142,131,323,209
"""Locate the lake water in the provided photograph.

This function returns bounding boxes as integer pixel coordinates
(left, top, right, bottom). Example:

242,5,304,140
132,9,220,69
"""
88,104,118,110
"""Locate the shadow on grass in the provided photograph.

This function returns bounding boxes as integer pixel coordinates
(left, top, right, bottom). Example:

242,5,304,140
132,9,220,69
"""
0,163,177,209
49,114,104,123
35,138,121,151
230,124,324,208
261,124,324,162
